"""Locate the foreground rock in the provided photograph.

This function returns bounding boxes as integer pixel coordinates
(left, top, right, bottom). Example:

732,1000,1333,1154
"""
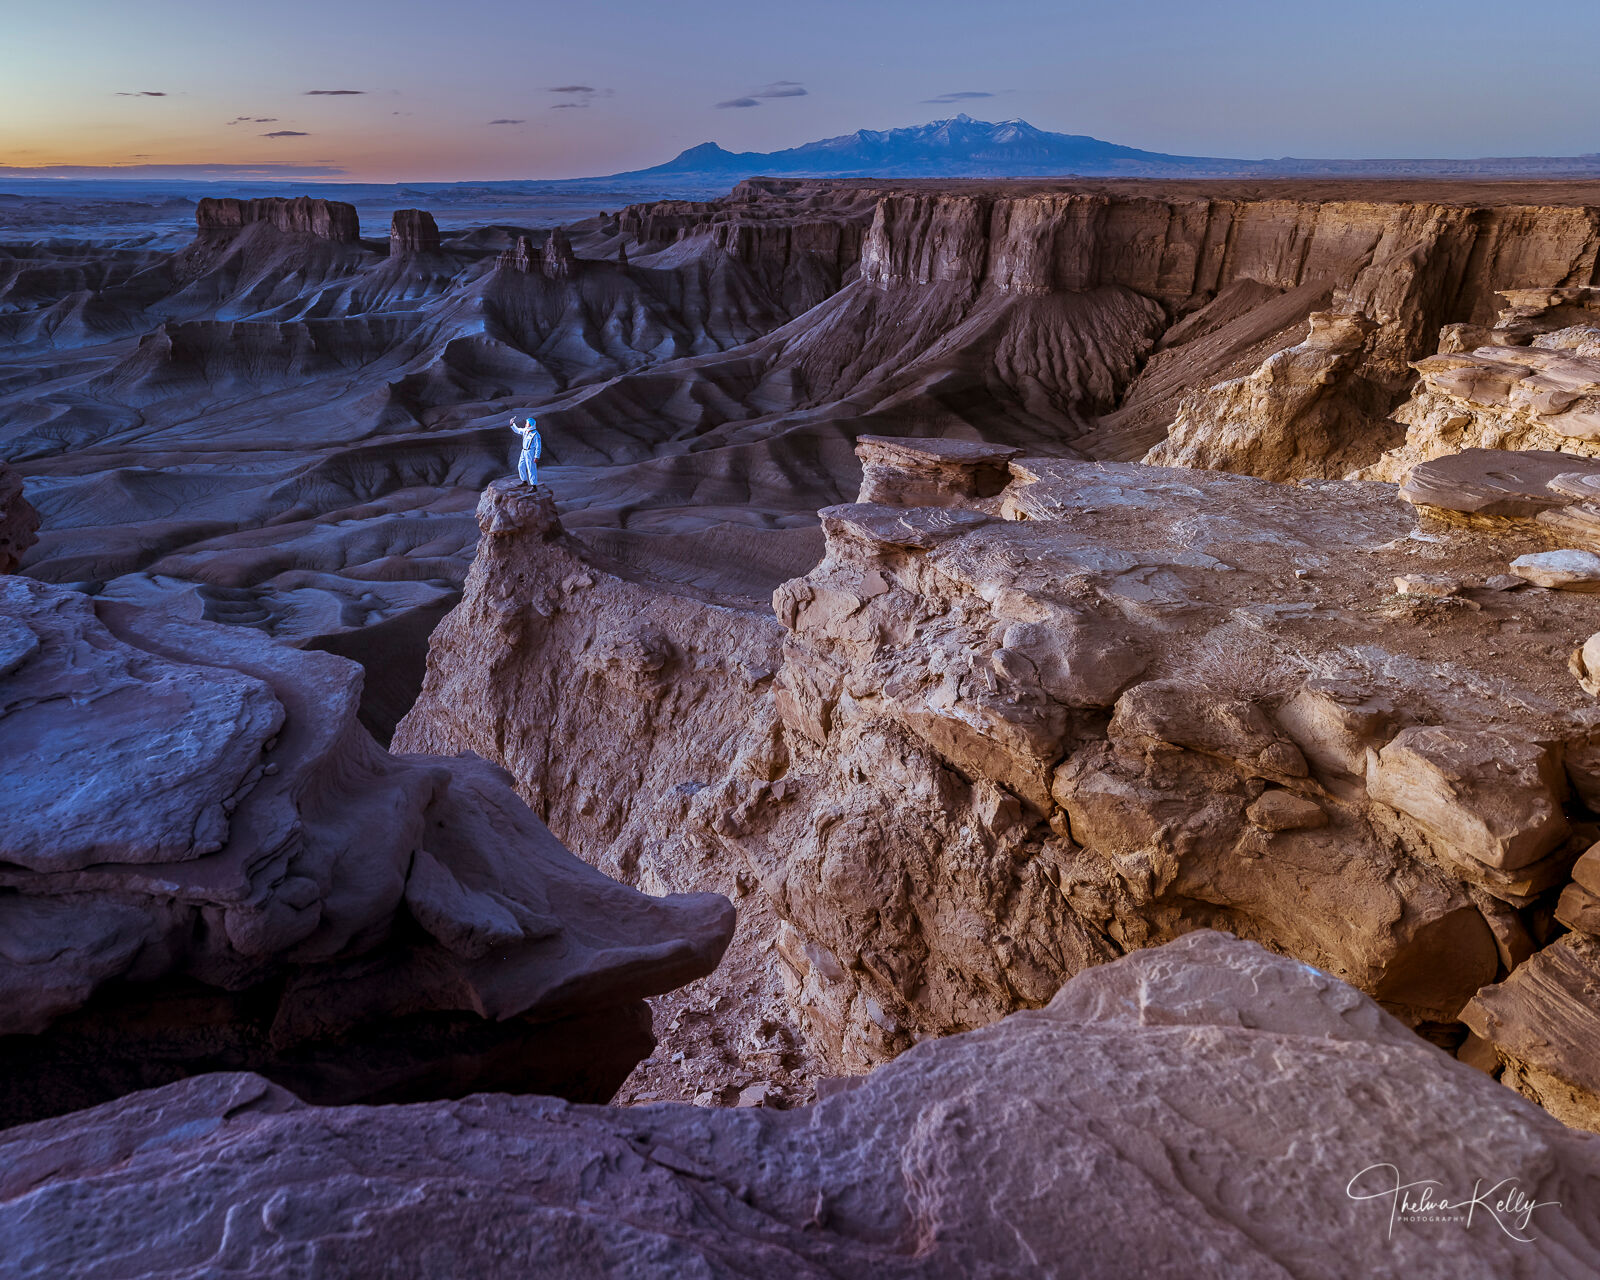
5,934,1597,1278
400,442,1600,1092
0,576,732,1125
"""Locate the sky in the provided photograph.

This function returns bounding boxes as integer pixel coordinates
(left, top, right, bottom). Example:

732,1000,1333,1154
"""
5,0,1600,183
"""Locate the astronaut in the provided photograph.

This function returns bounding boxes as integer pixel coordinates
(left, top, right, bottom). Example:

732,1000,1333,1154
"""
509,415,542,484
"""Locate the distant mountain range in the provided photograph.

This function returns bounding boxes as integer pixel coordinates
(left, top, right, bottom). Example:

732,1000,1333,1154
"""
596,114,1600,182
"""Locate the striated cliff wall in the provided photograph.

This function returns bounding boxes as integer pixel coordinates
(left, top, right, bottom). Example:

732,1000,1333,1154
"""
194,196,362,243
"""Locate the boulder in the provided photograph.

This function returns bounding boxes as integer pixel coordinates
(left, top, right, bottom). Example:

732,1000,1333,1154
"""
1109,679,1309,780
1246,789,1329,830
0,578,733,1125
6,934,1598,1278
1556,881,1600,934
1463,933,1600,1132
1275,679,1399,781
855,435,1019,508
1511,549,1600,591
1393,572,1463,597
1571,633,1600,696
1367,726,1570,871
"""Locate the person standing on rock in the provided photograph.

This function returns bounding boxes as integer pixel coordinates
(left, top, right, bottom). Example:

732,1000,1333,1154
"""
509,415,542,485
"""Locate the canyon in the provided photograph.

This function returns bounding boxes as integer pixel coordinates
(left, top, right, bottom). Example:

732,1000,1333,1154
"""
10,177,1600,1267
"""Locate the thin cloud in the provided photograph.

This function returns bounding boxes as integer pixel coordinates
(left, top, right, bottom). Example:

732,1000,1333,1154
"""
115,91,167,97
488,118,526,125
922,91,995,103
304,89,364,95
546,85,612,109
263,130,309,137
550,103,583,110
227,116,278,125
716,81,808,108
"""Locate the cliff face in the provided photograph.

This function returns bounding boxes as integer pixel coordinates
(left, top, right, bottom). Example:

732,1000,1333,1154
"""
603,182,1600,475
194,196,361,243
398,441,1600,1111
388,207,442,255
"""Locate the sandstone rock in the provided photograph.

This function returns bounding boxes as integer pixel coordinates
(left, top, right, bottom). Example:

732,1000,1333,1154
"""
1275,679,1399,781
0,578,732,1125
497,233,536,273
6,934,1599,1278
1463,932,1600,1132
1511,549,1600,591
1556,881,1600,934
1367,726,1570,871
1570,633,1600,696
1109,679,1309,780
1371,308,1600,481
1394,572,1463,597
1397,448,1594,517
818,501,991,552
1569,842,1600,899
1145,311,1384,481
855,435,1018,508
194,196,360,242
1246,789,1328,830
0,458,40,574
544,225,577,278
389,208,442,255
1536,502,1600,546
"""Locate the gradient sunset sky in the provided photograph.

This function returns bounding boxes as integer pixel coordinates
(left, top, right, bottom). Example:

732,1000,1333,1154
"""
8,0,1600,182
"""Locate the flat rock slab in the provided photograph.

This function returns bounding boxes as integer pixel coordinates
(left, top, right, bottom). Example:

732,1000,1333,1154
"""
820,502,991,550
1399,448,1600,516
855,435,1021,464
1512,549,1600,590
6,933,1600,1278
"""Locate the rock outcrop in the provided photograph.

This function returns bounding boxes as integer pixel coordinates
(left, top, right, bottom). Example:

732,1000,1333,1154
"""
543,225,576,278
6,934,1598,1278
388,207,442,255
400,438,1600,1095
0,458,39,573
0,574,733,1126
1144,311,1390,480
1371,289,1600,482
193,196,361,243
